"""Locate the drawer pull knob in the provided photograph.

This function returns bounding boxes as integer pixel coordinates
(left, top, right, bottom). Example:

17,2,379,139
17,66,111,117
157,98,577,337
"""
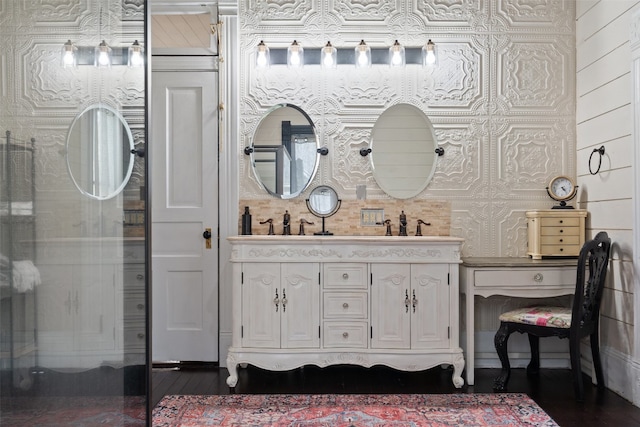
559,239,563,242
137,303,144,310
342,273,349,279
137,333,145,339
136,274,144,280
560,248,564,252
342,332,349,338
342,303,349,309
534,273,543,282
560,229,564,233
559,220,563,224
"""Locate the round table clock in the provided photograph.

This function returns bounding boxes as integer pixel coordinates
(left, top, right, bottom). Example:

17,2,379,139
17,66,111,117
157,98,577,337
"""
546,175,577,209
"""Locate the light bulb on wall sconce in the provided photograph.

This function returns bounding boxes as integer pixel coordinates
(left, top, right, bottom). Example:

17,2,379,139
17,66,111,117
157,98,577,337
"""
422,39,437,67
355,40,371,68
389,40,405,67
61,40,77,68
95,40,112,67
256,40,270,69
322,41,337,69
287,40,304,68
128,40,144,67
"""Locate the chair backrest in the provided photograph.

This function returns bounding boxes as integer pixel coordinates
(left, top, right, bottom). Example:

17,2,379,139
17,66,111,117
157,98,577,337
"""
571,231,612,335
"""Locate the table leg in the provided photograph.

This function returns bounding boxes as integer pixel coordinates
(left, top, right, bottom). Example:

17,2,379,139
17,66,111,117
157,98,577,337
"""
465,292,475,386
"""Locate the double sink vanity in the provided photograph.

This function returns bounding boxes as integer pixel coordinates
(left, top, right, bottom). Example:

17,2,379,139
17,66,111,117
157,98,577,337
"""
226,235,465,388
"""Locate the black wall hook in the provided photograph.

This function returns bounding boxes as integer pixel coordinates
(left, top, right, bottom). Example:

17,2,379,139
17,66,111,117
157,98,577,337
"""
243,146,254,155
130,146,145,158
435,147,444,156
317,147,329,155
360,147,372,156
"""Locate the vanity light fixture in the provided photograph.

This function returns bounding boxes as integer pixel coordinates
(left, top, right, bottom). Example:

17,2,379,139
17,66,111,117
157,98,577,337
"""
422,39,437,67
61,40,77,68
128,40,144,68
389,40,405,67
287,40,304,68
355,40,371,68
321,41,337,69
95,40,112,68
256,40,270,69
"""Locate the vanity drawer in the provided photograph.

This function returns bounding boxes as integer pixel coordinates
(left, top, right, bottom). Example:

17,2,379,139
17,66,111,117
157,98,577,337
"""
475,268,574,288
323,292,368,319
323,322,368,348
540,217,581,227
323,263,368,289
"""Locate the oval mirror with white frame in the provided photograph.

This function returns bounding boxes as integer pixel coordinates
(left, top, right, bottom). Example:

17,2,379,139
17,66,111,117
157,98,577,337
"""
66,104,135,200
369,104,438,199
249,104,319,199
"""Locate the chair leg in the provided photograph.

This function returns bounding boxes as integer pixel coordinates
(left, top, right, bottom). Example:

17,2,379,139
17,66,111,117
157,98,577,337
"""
493,322,511,391
570,335,584,401
590,328,605,389
526,333,540,375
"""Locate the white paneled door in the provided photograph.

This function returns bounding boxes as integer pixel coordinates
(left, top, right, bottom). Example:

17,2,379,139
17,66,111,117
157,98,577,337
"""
151,70,219,362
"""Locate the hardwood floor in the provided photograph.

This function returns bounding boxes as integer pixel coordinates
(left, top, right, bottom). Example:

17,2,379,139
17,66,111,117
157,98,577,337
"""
152,364,640,427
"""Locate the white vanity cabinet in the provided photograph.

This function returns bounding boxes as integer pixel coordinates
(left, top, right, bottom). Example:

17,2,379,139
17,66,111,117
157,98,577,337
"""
227,236,465,388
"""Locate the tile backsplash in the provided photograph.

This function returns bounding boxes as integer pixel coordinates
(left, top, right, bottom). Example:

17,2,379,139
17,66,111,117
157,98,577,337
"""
238,199,450,237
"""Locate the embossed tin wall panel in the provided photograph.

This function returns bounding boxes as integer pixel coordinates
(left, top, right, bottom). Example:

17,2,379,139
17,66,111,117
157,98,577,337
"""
239,0,577,257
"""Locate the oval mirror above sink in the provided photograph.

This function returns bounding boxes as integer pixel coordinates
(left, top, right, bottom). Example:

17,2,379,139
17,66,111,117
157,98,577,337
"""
66,104,135,200
369,104,438,199
248,104,319,199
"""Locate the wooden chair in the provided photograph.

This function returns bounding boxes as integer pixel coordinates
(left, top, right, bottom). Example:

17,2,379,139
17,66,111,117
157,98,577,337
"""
493,231,612,401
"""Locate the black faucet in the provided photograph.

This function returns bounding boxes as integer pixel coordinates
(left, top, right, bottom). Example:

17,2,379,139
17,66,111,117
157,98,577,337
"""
298,218,314,235
282,210,291,235
399,210,407,236
377,219,392,236
260,218,275,235
415,219,431,236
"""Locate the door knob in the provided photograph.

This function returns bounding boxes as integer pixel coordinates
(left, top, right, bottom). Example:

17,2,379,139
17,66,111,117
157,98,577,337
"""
203,228,212,249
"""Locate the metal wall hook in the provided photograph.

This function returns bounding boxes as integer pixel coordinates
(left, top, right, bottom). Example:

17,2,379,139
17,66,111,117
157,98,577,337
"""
435,146,444,156
317,147,329,155
243,146,254,155
360,147,372,156
589,146,605,175
130,146,145,158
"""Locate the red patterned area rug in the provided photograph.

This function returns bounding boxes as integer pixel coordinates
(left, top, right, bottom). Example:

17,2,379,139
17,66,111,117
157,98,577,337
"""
153,393,559,426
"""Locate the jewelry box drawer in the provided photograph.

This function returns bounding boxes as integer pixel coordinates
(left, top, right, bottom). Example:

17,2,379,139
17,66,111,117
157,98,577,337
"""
323,292,368,319
540,235,580,245
474,268,574,288
540,217,581,227
124,291,146,318
123,324,146,349
540,226,580,237
323,263,368,289
323,322,368,348
539,245,581,256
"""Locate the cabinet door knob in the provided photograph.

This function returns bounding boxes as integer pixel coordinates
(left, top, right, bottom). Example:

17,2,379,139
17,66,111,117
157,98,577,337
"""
342,273,349,279
342,332,349,338
342,302,349,309
534,273,543,282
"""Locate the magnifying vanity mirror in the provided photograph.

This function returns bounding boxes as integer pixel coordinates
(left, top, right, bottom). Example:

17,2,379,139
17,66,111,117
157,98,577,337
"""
366,103,439,199
306,185,341,235
66,104,135,200
247,104,320,199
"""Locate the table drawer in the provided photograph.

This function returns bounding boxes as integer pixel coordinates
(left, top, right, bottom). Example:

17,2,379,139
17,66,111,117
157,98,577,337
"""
323,263,368,289
475,268,574,288
540,226,580,236
540,217,581,227
323,322,368,348
323,292,368,319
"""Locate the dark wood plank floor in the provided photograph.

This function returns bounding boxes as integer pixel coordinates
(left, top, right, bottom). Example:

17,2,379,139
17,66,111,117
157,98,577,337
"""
152,365,640,427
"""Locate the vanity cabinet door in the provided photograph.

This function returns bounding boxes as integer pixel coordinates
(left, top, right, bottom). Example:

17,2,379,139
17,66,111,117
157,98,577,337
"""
241,263,319,349
242,263,281,348
370,264,411,349
281,263,320,348
410,264,450,349
370,263,450,350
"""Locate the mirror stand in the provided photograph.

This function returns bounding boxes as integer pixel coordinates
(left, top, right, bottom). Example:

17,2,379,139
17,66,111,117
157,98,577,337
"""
306,185,341,236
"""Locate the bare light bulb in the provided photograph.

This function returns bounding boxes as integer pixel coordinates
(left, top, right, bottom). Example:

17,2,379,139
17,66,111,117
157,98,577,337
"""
256,40,270,68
